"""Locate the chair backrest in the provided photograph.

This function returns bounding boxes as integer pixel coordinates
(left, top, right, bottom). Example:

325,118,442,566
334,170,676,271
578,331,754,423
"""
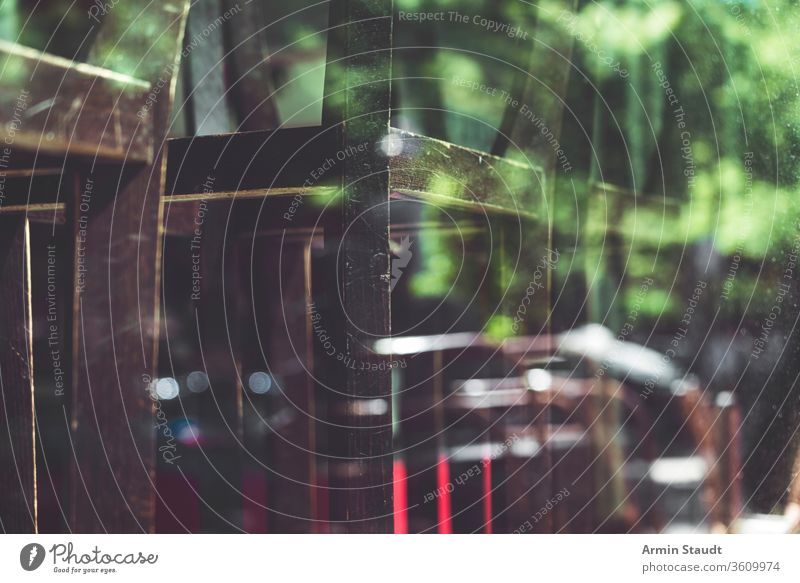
0,1,191,533
1,0,577,533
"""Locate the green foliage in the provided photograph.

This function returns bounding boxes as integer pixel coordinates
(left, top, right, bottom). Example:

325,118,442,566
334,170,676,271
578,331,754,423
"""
485,314,515,341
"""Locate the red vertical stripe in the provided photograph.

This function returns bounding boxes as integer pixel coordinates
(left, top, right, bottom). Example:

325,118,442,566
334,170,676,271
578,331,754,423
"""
437,454,453,534
242,471,268,533
315,469,330,533
393,459,408,534
482,457,493,534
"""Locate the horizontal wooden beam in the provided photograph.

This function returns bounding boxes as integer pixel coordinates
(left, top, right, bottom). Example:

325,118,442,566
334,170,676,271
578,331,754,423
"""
0,40,152,164
0,203,64,215
389,129,542,218
0,172,72,208
161,186,336,204
166,127,542,216
166,127,343,195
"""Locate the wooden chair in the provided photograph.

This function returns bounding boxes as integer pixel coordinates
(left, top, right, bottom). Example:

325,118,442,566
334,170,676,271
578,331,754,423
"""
1,0,574,533
0,2,191,533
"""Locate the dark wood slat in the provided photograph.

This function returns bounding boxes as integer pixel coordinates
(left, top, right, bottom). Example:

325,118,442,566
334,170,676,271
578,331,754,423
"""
194,205,245,533
389,128,541,218
318,0,394,533
26,206,66,225
166,127,342,195
0,203,64,216
0,40,151,163
69,167,161,532
714,393,742,528
241,236,317,532
70,2,190,533
163,186,335,204
28,222,72,534
0,216,37,533
166,2,243,532
166,126,541,216
0,172,73,209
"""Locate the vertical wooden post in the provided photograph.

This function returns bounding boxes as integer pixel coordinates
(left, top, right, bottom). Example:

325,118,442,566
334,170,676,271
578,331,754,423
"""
69,165,163,532
0,217,36,533
715,392,742,527
195,205,245,532
237,232,319,532
320,0,394,532
70,2,190,532
182,6,244,530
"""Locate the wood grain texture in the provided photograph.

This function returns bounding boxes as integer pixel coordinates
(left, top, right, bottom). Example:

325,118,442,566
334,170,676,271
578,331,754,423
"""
69,167,161,532
69,1,190,533
0,217,37,533
389,128,541,218
318,0,394,533
166,126,541,216
241,236,317,532
193,206,245,533
0,40,151,163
